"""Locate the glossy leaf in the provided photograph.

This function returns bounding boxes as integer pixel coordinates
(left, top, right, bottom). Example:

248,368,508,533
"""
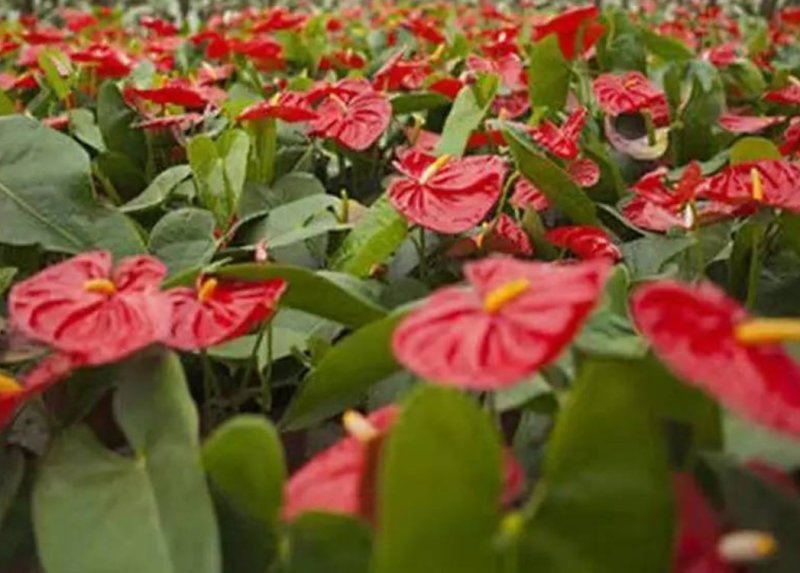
435,76,498,158
728,136,783,165
390,92,450,115
97,81,147,170
373,386,502,573
122,165,192,213
527,34,570,112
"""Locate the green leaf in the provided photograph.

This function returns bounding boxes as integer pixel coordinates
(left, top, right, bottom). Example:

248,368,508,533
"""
0,448,24,526
284,513,371,573
435,76,498,158
122,165,192,213
620,234,696,279
704,457,800,573
390,92,451,115
97,81,147,170
373,386,502,573
216,263,386,328
0,267,17,295
95,151,148,200
189,130,251,227
598,10,647,72
203,416,285,573
148,208,216,277
330,195,408,278
729,136,783,164
517,357,673,572
37,50,72,102
678,62,725,163
641,28,693,61
527,34,571,112
0,115,145,257
282,312,405,430
504,125,598,225
0,90,14,116
33,351,220,573
203,415,285,524
68,109,106,152
780,212,800,258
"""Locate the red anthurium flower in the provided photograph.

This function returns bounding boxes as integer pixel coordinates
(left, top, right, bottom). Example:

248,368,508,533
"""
697,160,800,213
60,8,98,33
230,38,284,69
392,257,609,388
428,76,465,100
447,214,534,258
134,112,204,131
531,5,604,59
140,15,179,36
163,276,287,351
22,28,66,46
70,44,133,79
252,7,307,33
0,353,79,431
308,83,391,151
780,118,800,156
510,158,598,212
372,51,430,92
764,84,800,106
43,114,70,130
493,91,531,119
705,41,739,68
718,113,784,134
387,149,506,234
546,226,622,263
9,252,169,366
132,79,225,109
284,407,524,522
465,54,526,92
197,63,234,85
529,108,588,160
402,12,446,44
623,164,740,232
631,280,800,438
593,72,668,118
237,92,317,123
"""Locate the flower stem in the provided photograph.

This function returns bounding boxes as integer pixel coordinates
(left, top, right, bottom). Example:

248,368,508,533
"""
261,323,274,413
746,229,762,310
240,320,269,393
418,227,428,282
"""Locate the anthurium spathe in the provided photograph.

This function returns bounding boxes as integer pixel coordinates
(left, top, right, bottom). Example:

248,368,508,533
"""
718,113,785,134
392,257,609,389
9,252,169,366
593,72,669,120
236,92,317,123
631,280,800,438
387,149,507,234
284,407,524,522
697,160,800,213
546,225,622,263
531,5,604,60
308,81,391,151
164,276,287,351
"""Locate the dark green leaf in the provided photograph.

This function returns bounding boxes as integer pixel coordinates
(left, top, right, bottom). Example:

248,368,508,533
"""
284,513,371,573
216,263,386,328
390,92,451,115
282,312,405,430
641,28,693,61
97,81,147,170
517,357,673,572
374,386,502,573
68,109,106,153
0,115,144,257
504,125,598,225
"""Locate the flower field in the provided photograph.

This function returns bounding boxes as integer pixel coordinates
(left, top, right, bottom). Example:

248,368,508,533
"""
2,1,800,572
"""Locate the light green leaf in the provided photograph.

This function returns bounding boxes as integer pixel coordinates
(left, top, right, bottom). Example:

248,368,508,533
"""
435,76,498,158
642,28,693,61
729,136,783,165
527,34,571,112
33,351,220,573
122,165,192,213
37,50,72,102
330,195,408,278
0,115,145,257
148,208,216,277
374,386,502,573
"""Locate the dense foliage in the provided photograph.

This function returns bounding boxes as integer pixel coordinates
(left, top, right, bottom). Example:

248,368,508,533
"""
2,1,800,572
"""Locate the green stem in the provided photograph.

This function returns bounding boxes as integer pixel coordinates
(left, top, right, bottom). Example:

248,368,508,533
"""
746,229,762,310
643,111,657,147
240,321,269,392
418,227,428,282
200,350,219,424
261,323,274,413
255,117,277,185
